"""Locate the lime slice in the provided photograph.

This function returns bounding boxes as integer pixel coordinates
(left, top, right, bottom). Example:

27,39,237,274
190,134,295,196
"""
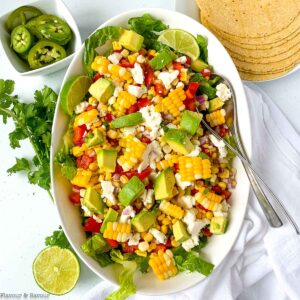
158,29,200,61
60,75,92,115
33,246,80,295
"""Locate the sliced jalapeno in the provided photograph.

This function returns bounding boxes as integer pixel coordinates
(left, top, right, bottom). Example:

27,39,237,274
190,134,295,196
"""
26,15,72,45
28,40,66,69
11,25,34,54
5,6,43,32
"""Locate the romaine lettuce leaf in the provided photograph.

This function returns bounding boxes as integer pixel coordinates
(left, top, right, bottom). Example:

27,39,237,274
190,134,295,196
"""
196,35,208,63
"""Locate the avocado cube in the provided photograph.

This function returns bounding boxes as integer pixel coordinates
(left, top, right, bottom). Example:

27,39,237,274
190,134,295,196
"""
118,176,145,206
210,216,229,234
97,149,118,172
154,168,175,200
208,97,224,112
119,30,144,52
81,234,110,256
100,208,118,233
131,210,158,232
82,188,106,215
164,129,194,155
180,110,203,135
173,220,190,242
190,58,209,72
87,128,105,147
88,78,114,103
111,112,143,128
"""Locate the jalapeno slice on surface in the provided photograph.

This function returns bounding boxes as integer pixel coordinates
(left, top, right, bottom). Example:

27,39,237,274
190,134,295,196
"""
5,6,43,32
28,40,66,69
11,25,34,54
26,15,72,45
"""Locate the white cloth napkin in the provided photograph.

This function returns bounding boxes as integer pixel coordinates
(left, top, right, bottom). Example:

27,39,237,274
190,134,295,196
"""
86,83,300,300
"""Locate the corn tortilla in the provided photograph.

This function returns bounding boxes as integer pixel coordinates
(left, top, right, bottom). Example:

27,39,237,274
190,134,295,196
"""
239,67,297,81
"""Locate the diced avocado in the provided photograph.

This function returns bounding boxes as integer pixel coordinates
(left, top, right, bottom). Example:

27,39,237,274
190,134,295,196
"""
97,149,118,172
118,176,145,206
191,58,209,72
82,188,106,215
173,220,190,242
164,129,194,155
81,233,110,256
180,110,203,135
154,168,175,200
111,112,143,128
86,128,105,147
210,216,229,234
88,78,114,103
131,209,158,232
100,208,118,233
208,97,224,112
119,30,144,52
149,49,173,70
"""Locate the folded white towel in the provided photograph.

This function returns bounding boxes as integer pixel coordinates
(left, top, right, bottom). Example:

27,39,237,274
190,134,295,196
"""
86,84,300,300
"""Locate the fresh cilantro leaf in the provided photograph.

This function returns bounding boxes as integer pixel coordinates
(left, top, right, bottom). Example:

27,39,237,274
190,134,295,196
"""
7,158,31,174
9,127,27,148
45,227,71,249
55,148,77,180
0,79,14,94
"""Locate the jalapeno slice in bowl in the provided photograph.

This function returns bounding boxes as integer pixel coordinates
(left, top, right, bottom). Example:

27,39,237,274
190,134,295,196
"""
11,25,34,54
26,15,72,45
28,40,66,69
6,6,43,32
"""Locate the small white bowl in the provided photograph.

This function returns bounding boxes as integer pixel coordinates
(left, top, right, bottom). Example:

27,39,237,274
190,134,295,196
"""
0,0,82,76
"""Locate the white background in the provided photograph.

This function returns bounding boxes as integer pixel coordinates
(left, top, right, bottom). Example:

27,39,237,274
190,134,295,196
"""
0,0,299,299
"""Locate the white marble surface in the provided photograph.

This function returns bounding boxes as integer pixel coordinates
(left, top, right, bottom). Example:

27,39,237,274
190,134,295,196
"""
0,0,299,299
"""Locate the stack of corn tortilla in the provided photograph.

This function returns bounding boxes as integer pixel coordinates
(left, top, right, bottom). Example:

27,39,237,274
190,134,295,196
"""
196,0,300,81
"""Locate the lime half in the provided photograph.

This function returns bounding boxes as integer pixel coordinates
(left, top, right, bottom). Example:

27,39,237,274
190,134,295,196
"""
158,29,200,61
33,246,80,295
60,75,92,115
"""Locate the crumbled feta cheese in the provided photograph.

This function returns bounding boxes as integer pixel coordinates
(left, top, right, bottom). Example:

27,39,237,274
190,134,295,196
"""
75,101,89,114
209,134,228,158
141,189,154,207
138,241,149,252
176,82,184,89
131,63,144,84
175,56,187,64
158,70,179,89
108,96,116,105
93,214,103,222
81,205,92,217
140,105,162,140
119,205,136,223
187,219,209,236
113,85,123,98
123,126,137,136
182,235,199,252
149,228,167,244
120,49,129,57
183,209,197,226
137,140,162,172
100,180,116,204
178,195,195,209
128,233,140,246
213,211,228,218
216,83,231,102
167,123,177,129
79,189,86,198
128,85,147,98
187,146,201,157
222,200,230,212
108,52,122,64
137,54,146,64
175,173,192,190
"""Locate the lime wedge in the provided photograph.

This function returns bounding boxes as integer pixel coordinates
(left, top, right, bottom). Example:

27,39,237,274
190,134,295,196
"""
33,246,80,295
158,29,200,61
60,75,92,115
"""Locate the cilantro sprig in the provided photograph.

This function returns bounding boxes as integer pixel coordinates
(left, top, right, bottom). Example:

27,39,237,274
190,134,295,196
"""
0,79,57,200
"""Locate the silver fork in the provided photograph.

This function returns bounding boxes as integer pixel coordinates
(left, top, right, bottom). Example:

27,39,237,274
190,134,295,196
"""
197,74,299,234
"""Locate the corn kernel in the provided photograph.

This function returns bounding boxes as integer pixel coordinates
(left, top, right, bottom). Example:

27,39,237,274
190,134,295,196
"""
120,49,129,57
128,53,138,64
135,250,147,257
161,225,168,234
144,233,153,242
148,49,156,56
112,41,122,51
218,181,227,190
120,175,129,184
89,161,98,171
171,239,180,247
107,129,118,139
162,218,171,225
206,211,213,219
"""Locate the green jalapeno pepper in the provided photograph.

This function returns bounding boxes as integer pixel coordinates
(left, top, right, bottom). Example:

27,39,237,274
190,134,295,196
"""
11,25,34,54
28,40,66,69
26,15,72,45
5,6,43,32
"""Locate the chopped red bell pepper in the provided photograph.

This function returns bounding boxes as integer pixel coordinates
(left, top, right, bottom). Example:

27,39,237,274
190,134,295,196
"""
140,136,152,144
191,188,198,196
119,58,134,68
111,204,120,211
137,98,151,109
173,163,179,172
183,98,196,111
84,217,102,232
85,105,95,112
196,203,209,212
113,163,124,175
126,103,139,114
222,190,232,201
123,242,139,253
153,244,167,252
76,154,95,169
185,56,192,65
105,238,119,248
218,125,229,138
202,227,212,237
212,185,223,195
165,238,172,248
154,83,165,96
201,68,211,79
92,73,103,82
124,167,152,181
145,68,155,88
173,62,182,71
105,113,113,122
69,192,81,204
73,124,87,146
186,82,199,100
139,48,147,56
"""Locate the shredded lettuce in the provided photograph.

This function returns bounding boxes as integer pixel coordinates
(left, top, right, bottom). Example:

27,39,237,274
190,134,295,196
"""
196,35,208,64
172,246,214,276
83,26,123,76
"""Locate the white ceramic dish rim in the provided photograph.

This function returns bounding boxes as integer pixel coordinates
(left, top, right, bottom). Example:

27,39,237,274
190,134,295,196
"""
0,0,82,76
50,8,252,295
